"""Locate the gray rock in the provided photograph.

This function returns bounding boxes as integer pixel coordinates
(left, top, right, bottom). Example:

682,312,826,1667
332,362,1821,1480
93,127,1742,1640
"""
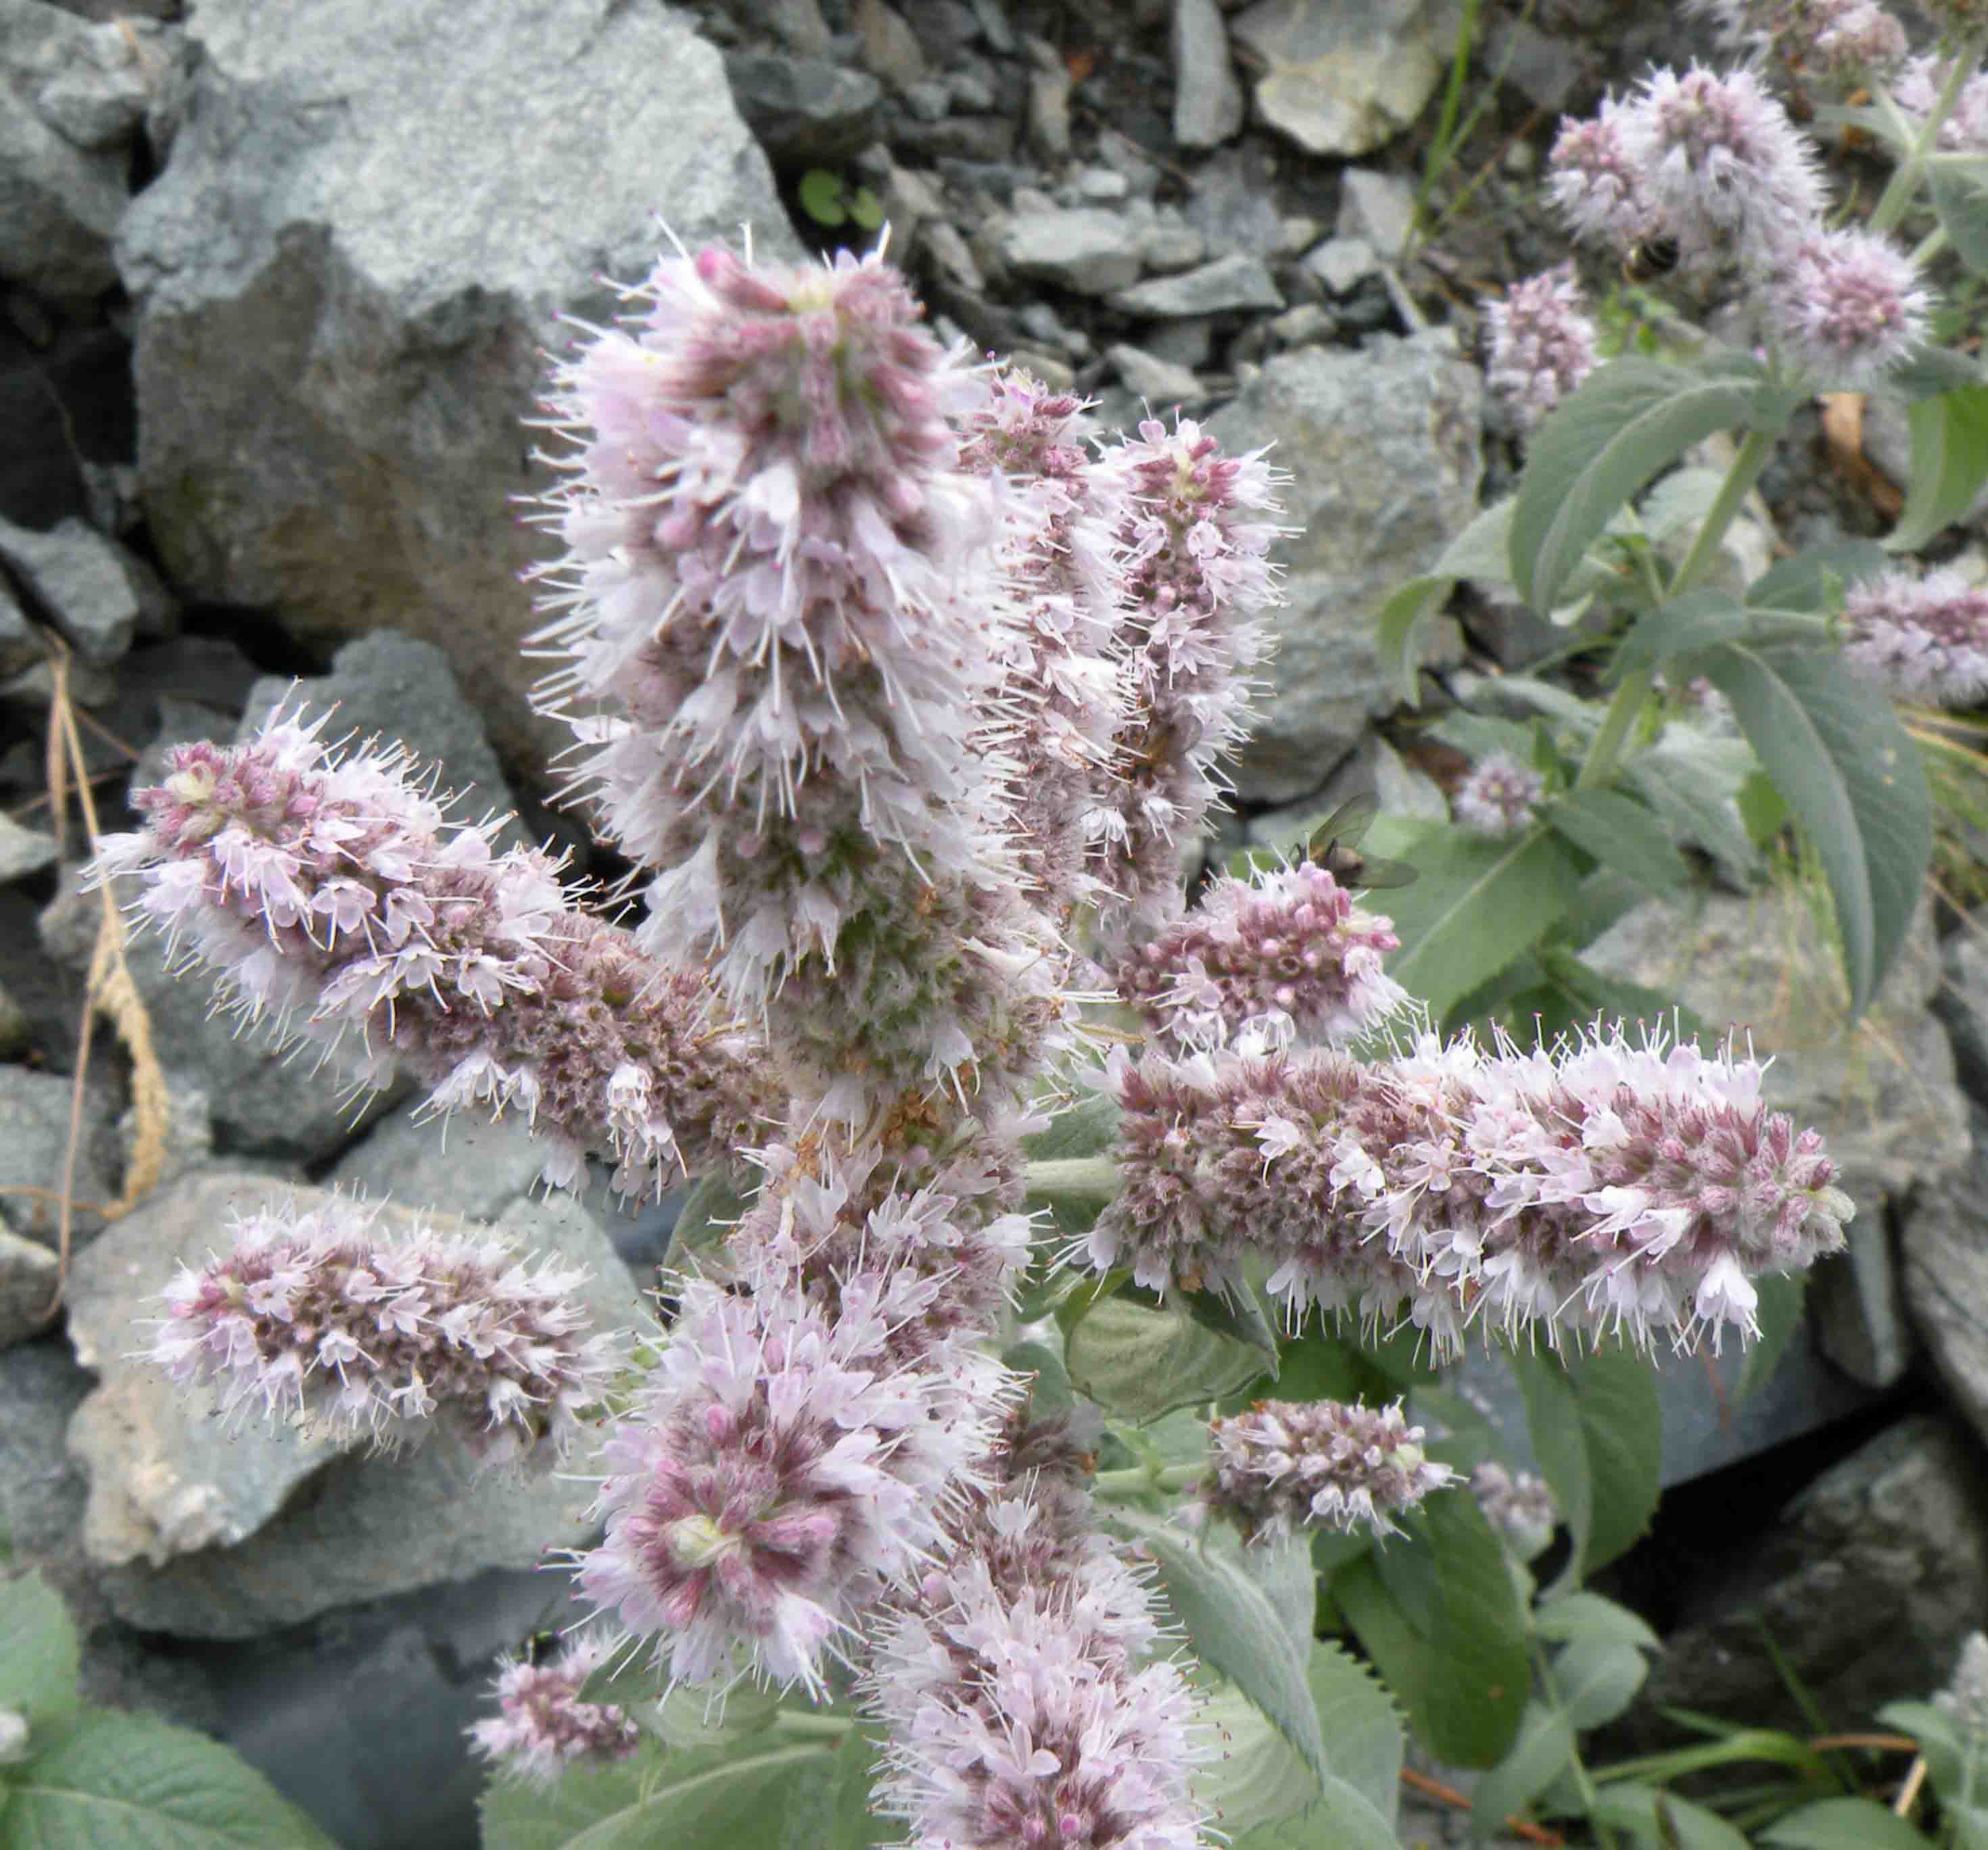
1269,302,1332,347
1,0,164,149
1108,342,1205,410
722,53,882,163
0,513,174,664
116,0,800,774
0,809,58,882
761,0,833,55
1905,1108,1988,1453
0,1223,61,1349
1108,252,1283,316
1210,333,1479,801
0,1063,116,1245
854,0,928,89
329,1103,562,1226
1230,0,1455,158
997,206,1145,295
239,630,520,847
1584,893,1970,1389
901,78,951,123
0,578,36,675
66,1175,646,1636
1337,166,1418,259
0,64,126,296
1138,222,1207,275
1172,0,1244,149
1072,165,1131,203
0,1331,92,1568
1624,1416,1988,1746
1024,37,1072,162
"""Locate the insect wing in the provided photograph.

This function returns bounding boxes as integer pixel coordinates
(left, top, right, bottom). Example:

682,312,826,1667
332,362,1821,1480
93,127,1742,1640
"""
1304,794,1417,888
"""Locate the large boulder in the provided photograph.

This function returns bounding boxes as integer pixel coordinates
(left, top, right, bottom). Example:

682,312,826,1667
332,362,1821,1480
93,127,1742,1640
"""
116,0,803,771
1209,331,1479,803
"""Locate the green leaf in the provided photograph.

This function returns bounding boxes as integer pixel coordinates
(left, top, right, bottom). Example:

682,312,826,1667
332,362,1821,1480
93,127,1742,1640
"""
1590,1783,1752,1850
1532,945,1714,1047
1622,734,1761,882
479,1738,838,1850
669,1172,751,1271
0,1571,80,1731
1470,1699,1576,1840
1376,499,1517,706
1110,1511,1325,1784
1507,1344,1661,1590
1885,385,1988,552
1693,639,1933,1017
1736,1272,1808,1403
1746,540,1891,613
1024,1090,1122,1160
1546,788,1690,895
1761,1796,1941,1850
1931,155,1988,280
1226,1778,1401,1850
1891,344,1988,402
1175,1280,1281,1368
7,1710,337,1849
1001,1339,1074,1416
1194,1683,1327,1839
1511,360,1756,614
1613,589,1747,681
1065,1294,1265,1421
1532,1590,1661,1653
784,1724,897,1850
795,168,849,227
847,187,884,233
646,1682,782,1753
1333,1493,1530,1766
1876,1701,1967,1801
1377,826,1584,1024
1554,1632,1651,1728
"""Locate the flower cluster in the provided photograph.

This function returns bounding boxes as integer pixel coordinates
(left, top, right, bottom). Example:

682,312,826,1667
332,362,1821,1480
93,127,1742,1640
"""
573,1158,1027,1695
1689,0,1907,89
468,1634,642,1784
1547,60,1930,393
1471,1463,1561,1560
148,1191,620,1466
867,1423,1206,1849
1114,858,1405,1054
1937,1632,1988,1740
1895,52,1988,155
1841,566,1988,707
1453,753,1544,837
95,713,770,1196
1092,419,1285,946
1201,1398,1456,1543
1483,264,1597,435
1089,1021,1853,1356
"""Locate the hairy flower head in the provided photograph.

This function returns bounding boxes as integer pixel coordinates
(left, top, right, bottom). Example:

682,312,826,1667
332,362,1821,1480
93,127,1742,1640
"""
1453,753,1543,837
1841,566,1988,707
1767,228,1931,390
1484,264,1598,435
469,1633,642,1784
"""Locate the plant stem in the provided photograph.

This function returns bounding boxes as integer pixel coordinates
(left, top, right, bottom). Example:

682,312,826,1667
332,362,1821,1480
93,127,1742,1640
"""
773,1711,855,1739
1911,223,1949,268
1871,32,1988,235
1577,425,1774,792
1024,1156,1120,1205
1092,1463,1202,1498
1536,1648,1619,1850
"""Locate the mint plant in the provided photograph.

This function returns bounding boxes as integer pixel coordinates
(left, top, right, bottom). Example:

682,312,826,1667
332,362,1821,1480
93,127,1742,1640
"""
67,16,1988,1832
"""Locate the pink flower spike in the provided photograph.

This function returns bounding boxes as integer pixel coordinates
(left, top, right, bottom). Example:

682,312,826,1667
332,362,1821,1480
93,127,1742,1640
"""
1767,228,1931,391
468,1632,642,1784
1484,264,1597,435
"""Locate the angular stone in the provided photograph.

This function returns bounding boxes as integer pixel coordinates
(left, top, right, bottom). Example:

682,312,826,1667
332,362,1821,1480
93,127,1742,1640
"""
1209,333,1479,801
0,1223,60,1350
1337,166,1417,258
0,512,174,663
1623,1417,1988,1745
722,53,882,163
1231,0,1452,158
1,0,164,149
0,579,35,676
997,206,1145,295
0,809,58,883
1108,342,1204,410
116,0,799,772
1107,252,1283,317
66,1174,646,1636
0,1063,116,1244
0,75,126,296
1171,0,1244,150
1905,1108,1988,1454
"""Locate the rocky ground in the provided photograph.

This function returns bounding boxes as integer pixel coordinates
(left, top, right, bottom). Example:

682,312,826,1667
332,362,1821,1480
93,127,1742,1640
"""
5,1,1988,1846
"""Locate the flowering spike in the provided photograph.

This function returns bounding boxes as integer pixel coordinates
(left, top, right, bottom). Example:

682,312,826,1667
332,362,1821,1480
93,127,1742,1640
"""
91,713,773,1197
1202,1397,1457,1542
147,1191,619,1466
1453,753,1544,837
1840,567,1988,707
1767,228,1931,391
468,1634,642,1783
1114,859,1406,1055
1484,264,1597,435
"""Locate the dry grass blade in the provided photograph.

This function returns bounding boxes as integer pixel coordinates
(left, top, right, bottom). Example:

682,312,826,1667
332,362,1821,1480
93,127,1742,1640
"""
31,642,170,1319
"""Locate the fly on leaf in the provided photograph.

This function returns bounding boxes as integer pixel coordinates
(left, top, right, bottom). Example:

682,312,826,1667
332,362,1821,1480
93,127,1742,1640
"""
1304,793,1419,890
